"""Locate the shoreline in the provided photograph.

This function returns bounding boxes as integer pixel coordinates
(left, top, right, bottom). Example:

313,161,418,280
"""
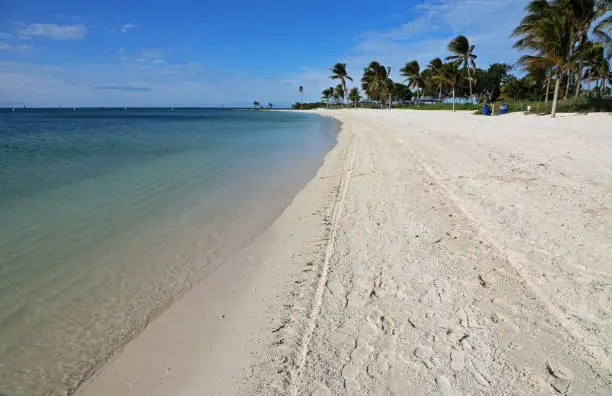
80,109,611,395
78,112,351,395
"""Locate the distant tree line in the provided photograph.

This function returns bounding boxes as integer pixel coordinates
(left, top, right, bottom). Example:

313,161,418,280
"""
293,0,611,116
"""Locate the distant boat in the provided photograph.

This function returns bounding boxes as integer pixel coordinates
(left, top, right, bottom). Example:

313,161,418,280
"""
171,107,174,111
124,107,128,111
73,106,77,111
11,108,15,112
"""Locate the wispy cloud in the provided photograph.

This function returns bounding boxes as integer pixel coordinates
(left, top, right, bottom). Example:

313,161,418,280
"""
0,42,30,51
119,24,137,33
93,85,152,92
17,23,88,40
0,60,292,107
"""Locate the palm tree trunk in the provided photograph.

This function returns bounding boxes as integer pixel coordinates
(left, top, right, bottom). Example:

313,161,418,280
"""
466,64,472,100
551,74,561,118
416,83,420,108
452,86,456,112
438,83,442,102
545,73,551,104
300,93,303,110
564,69,571,100
587,68,591,94
574,61,583,97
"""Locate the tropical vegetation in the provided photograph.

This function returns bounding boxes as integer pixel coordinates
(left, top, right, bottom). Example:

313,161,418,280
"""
292,0,611,116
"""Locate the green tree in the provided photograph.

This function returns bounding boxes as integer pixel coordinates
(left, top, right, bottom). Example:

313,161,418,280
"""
268,102,273,109
361,61,393,108
400,61,422,104
391,83,412,103
475,63,512,102
348,87,361,108
513,1,576,117
432,62,461,111
321,87,334,106
253,100,260,109
334,84,345,104
329,63,353,105
446,35,477,99
501,76,528,100
427,57,445,101
593,1,612,54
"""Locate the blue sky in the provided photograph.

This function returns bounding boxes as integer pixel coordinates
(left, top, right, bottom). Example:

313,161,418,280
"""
0,0,531,107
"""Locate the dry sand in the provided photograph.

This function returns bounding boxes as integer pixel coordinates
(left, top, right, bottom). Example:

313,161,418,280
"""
80,109,611,395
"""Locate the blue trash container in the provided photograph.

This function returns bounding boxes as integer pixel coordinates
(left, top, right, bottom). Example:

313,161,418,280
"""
482,104,491,116
499,103,509,115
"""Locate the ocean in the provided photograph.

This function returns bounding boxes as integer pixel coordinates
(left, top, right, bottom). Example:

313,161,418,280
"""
0,108,337,395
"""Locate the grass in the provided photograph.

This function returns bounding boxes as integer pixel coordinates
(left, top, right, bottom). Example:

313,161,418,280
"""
294,97,611,114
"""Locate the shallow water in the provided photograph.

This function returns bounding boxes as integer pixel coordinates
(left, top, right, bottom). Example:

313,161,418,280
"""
0,108,337,395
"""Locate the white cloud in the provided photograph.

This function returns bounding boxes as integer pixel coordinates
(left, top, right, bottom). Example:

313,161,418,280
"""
17,23,88,40
0,60,294,107
0,42,30,51
120,24,137,33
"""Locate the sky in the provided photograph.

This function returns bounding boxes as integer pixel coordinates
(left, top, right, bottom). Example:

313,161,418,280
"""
0,0,533,107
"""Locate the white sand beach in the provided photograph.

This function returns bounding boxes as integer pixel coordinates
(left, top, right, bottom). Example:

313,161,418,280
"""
80,109,612,395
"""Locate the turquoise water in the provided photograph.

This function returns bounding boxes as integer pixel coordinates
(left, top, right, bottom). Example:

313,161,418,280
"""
0,108,337,395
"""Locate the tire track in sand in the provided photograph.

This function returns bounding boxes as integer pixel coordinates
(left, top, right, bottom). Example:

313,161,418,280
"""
289,132,359,396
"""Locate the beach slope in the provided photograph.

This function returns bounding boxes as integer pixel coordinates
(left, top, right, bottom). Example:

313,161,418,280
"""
81,109,611,395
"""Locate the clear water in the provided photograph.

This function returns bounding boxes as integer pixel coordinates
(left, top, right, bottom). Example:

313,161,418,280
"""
0,108,337,395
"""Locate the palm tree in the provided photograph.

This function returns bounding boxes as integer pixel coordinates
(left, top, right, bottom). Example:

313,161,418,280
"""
400,61,422,105
427,57,445,101
334,84,345,105
321,87,333,106
514,0,555,103
593,2,612,54
329,63,353,106
432,62,461,111
253,100,260,109
583,42,606,93
361,61,392,109
348,87,361,108
298,86,304,109
446,35,477,100
588,51,611,97
514,1,575,117
268,102,273,109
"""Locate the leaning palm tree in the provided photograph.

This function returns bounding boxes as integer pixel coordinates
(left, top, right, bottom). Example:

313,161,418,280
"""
446,35,477,99
427,57,445,101
432,62,461,111
400,61,422,105
514,0,555,103
329,63,353,106
298,86,304,109
514,2,576,117
361,61,392,109
592,2,612,54
348,87,361,109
